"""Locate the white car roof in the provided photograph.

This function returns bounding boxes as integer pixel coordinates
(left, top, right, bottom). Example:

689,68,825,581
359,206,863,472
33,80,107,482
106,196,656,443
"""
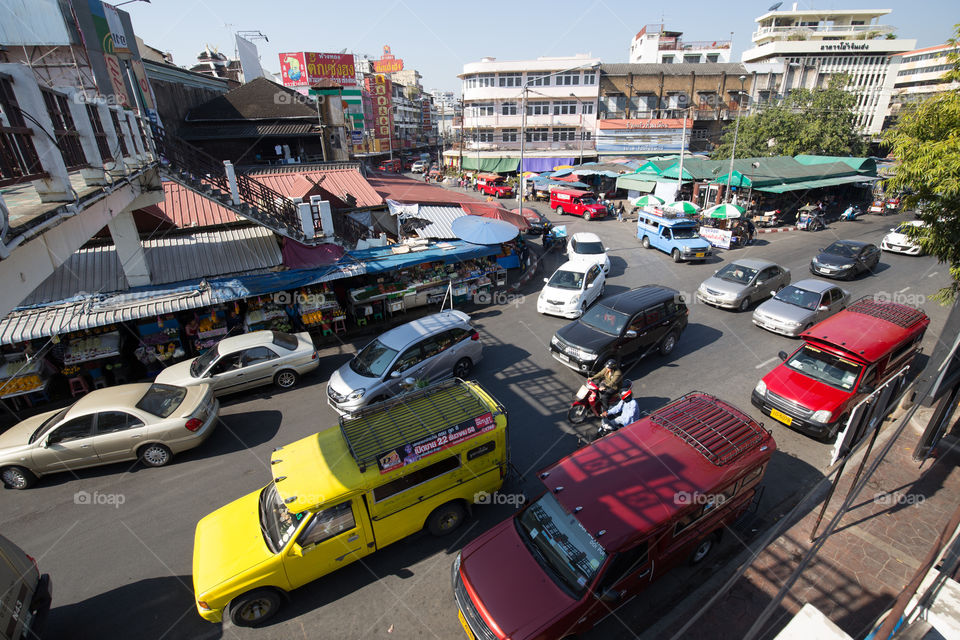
552,260,593,275
570,232,602,244
216,330,280,352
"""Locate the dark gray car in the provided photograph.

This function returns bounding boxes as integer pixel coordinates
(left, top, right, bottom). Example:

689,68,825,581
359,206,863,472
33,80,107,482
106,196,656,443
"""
752,279,849,337
696,258,791,312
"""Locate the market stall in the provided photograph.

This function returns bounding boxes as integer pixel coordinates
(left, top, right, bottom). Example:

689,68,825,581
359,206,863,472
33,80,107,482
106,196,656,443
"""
0,353,53,407
297,285,346,329
135,315,185,376
244,297,293,333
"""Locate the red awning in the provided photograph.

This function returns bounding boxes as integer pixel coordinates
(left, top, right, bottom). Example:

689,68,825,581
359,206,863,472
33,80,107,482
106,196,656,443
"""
460,202,530,231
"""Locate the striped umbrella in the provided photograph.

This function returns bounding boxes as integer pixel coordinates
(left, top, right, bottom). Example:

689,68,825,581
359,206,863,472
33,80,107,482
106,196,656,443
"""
634,194,665,206
664,201,701,215
704,203,745,219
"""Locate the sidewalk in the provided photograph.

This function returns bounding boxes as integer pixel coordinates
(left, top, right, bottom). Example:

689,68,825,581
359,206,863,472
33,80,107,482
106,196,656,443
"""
657,413,960,640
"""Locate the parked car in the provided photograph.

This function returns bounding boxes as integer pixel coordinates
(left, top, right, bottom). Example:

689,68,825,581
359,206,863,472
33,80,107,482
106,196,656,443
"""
156,331,318,396
696,258,790,312
752,279,849,337
810,240,880,280
378,159,401,173
752,298,929,440
476,174,514,198
0,534,52,640
193,379,507,627
411,160,426,173
881,221,926,256
566,231,611,273
453,392,775,640
537,261,606,319
326,310,482,414
550,286,688,375
550,189,608,220
0,383,219,489
403,159,415,171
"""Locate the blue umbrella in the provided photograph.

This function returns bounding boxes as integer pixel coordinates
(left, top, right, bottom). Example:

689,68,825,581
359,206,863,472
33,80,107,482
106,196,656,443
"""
451,215,519,245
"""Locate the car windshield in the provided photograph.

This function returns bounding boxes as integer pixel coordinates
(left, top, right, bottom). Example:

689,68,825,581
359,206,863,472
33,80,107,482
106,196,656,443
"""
515,493,607,596
580,305,630,336
135,384,187,418
824,242,858,258
259,483,308,554
350,339,399,378
30,406,71,443
574,241,604,255
579,197,598,205
786,345,863,391
671,227,700,239
775,286,821,311
190,345,219,377
271,331,298,351
548,269,585,290
716,264,758,285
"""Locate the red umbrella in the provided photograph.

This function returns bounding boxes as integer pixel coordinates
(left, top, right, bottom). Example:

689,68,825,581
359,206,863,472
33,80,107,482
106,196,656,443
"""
461,202,530,231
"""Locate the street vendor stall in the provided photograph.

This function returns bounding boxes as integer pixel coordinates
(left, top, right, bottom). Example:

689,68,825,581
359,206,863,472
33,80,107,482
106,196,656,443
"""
297,285,345,329
245,297,293,333
0,353,53,406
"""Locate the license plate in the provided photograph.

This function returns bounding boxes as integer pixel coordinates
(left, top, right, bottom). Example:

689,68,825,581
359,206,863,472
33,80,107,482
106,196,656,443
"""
555,352,570,363
458,609,476,640
770,408,793,426
694,253,705,258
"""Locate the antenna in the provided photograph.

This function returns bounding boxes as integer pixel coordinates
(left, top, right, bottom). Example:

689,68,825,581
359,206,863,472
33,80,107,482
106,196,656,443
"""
768,2,783,10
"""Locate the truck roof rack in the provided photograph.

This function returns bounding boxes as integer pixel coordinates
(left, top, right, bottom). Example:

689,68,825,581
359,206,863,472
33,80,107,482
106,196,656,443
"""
339,378,503,472
847,296,926,329
649,392,768,466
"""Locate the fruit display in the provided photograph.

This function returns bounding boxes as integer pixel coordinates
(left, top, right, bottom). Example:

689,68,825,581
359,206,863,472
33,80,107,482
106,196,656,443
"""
196,310,227,338
0,357,47,397
1,374,44,395
64,331,121,364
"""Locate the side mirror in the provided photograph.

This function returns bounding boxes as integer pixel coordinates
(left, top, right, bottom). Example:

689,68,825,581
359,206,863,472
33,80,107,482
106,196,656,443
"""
769,290,778,297
625,329,638,338
889,228,896,232
596,588,622,603
587,282,594,288
778,350,789,361
288,544,304,558
390,370,401,379
818,305,829,311
543,277,549,284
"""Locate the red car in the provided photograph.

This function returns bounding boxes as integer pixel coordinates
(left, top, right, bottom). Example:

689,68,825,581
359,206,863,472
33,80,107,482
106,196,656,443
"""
549,189,608,220
752,298,928,441
476,174,514,198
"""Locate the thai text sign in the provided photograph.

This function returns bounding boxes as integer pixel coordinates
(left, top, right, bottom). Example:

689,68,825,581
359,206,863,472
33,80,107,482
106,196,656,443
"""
373,45,404,73
699,226,733,249
364,74,393,144
376,412,495,473
279,52,357,87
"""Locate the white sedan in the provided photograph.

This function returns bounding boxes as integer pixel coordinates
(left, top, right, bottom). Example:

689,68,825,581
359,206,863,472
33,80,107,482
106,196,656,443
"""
537,261,606,319
881,221,926,255
566,232,611,273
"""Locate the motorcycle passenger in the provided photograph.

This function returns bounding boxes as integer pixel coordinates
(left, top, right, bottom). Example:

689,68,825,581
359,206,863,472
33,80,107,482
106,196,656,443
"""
588,358,623,410
600,380,640,434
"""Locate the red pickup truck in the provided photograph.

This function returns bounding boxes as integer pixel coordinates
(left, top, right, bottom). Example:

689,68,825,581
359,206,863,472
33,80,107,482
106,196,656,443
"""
550,188,608,220
476,174,514,198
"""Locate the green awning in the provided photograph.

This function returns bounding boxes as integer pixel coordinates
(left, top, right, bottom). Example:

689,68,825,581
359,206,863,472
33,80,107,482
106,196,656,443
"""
756,174,881,193
616,175,657,192
461,157,520,172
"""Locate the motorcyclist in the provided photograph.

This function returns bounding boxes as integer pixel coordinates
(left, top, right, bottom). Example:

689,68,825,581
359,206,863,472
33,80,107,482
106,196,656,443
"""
588,358,623,410
600,380,640,435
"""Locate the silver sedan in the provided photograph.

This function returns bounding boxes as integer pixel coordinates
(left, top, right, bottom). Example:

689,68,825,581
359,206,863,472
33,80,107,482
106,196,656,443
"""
752,279,849,337
696,259,791,312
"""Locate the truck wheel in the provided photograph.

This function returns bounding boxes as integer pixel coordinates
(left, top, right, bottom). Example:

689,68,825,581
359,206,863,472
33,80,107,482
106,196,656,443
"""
228,588,284,627
689,535,716,565
641,236,651,249
584,211,592,221
427,502,466,536
672,249,682,263
1,466,36,490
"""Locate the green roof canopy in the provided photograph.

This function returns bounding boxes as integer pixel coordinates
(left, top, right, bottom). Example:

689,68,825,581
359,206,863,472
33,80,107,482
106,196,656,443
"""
794,155,878,175
616,175,657,192
461,157,520,172
755,174,881,193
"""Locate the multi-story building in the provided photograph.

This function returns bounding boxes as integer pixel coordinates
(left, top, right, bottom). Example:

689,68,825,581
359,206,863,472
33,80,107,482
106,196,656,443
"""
428,90,460,139
451,54,601,171
740,4,916,134
629,25,732,64
886,42,960,125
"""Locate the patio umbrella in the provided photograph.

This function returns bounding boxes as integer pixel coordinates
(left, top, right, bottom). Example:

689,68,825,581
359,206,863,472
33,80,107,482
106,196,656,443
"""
451,215,519,245
664,201,700,215
553,165,574,171
521,171,539,177
634,194,665,206
704,203,745,219
462,204,530,232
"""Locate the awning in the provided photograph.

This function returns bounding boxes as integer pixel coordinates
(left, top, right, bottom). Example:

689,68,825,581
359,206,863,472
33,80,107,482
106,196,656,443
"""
346,240,501,274
755,174,882,194
615,175,657,192
460,157,520,173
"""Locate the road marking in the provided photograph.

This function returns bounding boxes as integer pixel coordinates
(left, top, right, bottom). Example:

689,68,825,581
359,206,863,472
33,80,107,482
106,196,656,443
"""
756,357,778,369
928,272,938,278
898,287,910,294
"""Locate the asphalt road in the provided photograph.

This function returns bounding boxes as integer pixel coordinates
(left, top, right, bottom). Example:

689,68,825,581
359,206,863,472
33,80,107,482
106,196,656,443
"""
0,203,952,640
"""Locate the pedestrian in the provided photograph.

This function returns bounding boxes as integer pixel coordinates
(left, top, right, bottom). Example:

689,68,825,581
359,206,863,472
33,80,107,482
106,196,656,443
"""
616,202,625,222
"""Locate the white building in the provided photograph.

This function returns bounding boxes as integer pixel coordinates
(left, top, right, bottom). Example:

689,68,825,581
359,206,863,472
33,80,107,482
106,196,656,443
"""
741,5,916,135
450,54,601,171
629,25,732,64
428,90,460,139
887,43,960,124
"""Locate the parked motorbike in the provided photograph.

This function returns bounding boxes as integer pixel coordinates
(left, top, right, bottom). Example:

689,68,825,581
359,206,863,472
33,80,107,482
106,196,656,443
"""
758,209,782,227
567,379,605,425
841,204,862,221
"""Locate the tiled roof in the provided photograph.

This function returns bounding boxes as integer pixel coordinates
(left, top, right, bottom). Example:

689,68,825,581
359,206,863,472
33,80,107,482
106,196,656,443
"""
185,77,318,120
180,121,320,140
365,173,488,205
140,181,242,229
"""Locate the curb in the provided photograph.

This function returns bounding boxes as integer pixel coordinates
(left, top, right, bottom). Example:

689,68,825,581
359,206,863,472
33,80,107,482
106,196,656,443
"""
755,225,798,234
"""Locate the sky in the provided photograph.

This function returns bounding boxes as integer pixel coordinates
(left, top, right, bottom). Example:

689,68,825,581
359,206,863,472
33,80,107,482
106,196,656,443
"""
124,0,958,94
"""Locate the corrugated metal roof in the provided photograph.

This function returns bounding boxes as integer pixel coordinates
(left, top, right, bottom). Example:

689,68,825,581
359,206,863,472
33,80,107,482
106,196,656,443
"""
410,205,466,239
601,62,748,76
181,122,319,140
250,167,384,208
22,227,281,305
141,181,242,228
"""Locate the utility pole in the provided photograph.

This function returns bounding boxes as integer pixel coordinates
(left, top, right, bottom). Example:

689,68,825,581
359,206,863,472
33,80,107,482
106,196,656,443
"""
725,75,746,203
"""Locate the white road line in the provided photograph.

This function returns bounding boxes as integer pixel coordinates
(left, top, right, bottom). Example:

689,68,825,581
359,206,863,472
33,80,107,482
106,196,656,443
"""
756,357,778,369
929,272,939,278
898,287,910,294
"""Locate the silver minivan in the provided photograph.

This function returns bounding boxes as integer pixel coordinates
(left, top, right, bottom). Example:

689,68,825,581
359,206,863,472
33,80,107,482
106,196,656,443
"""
326,310,483,414
0,534,51,640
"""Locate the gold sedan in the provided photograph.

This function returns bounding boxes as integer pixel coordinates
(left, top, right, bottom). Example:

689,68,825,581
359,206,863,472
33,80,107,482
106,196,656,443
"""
0,383,219,489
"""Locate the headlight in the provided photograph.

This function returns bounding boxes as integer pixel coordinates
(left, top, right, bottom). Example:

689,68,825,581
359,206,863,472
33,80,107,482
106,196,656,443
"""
347,388,366,400
551,335,560,347
784,319,803,328
839,263,855,269
811,410,833,423
754,380,767,395
452,551,461,575
722,291,738,301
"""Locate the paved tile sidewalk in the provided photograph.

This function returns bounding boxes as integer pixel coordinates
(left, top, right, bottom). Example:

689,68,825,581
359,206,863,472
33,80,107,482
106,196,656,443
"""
672,421,960,640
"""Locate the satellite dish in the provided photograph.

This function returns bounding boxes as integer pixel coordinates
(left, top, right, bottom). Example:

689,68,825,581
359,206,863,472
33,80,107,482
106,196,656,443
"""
768,2,782,10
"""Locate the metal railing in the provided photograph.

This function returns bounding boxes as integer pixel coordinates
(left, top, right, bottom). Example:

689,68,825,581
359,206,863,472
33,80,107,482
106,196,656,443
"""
0,75,46,187
659,39,732,51
754,23,894,39
86,105,113,162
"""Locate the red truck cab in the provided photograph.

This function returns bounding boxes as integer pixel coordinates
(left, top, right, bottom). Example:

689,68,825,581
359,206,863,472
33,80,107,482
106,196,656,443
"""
550,189,607,220
378,158,401,173
453,392,774,640
752,298,929,441
476,174,514,198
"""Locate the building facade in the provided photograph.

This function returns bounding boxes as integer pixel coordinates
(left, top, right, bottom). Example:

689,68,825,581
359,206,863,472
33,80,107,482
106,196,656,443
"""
886,43,960,125
629,25,732,64
451,54,601,170
740,5,916,134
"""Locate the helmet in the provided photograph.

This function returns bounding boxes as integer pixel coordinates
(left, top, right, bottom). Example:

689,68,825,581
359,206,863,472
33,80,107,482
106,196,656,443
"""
620,380,633,401
604,358,618,369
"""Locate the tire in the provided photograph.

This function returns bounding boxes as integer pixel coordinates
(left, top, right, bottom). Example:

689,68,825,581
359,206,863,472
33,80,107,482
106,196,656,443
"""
228,588,284,627
672,249,682,263
738,297,751,313
274,369,299,389
453,357,473,379
584,211,592,221
689,536,715,565
641,236,651,249
822,414,848,444
659,331,678,357
599,283,606,297
567,404,589,425
139,443,172,468
427,502,466,536
1,466,36,490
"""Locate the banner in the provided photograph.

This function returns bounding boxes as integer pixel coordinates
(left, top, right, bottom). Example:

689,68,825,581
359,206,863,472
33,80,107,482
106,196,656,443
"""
279,52,356,87
278,52,307,86
376,412,495,473
102,53,130,107
699,226,732,249
373,45,403,73
364,74,393,145
596,118,691,153
101,2,129,54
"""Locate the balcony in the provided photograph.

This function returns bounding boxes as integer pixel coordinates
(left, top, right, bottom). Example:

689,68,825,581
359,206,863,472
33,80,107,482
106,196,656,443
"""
451,140,596,152
461,113,594,128
659,39,731,51
753,23,895,42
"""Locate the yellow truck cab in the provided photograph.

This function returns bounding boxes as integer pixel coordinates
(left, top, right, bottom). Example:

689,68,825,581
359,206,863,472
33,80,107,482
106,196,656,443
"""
192,378,508,627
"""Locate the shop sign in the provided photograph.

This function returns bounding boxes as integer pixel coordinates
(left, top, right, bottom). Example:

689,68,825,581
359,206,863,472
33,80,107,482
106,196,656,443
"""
376,412,495,473
373,45,404,73
103,53,130,107
364,74,393,144
102,2,130,54
279,52,308,86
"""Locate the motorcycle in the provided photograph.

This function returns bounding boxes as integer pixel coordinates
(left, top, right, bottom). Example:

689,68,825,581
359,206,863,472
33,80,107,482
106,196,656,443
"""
567,379,605,425
841,205,862,221
758,209,782,228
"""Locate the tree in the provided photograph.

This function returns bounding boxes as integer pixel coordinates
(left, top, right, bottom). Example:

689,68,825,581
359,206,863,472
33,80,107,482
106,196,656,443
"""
882,24,960,302
711,75,866,160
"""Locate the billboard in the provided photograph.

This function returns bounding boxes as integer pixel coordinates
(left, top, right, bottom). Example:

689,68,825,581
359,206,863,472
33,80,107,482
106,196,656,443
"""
278,52,357,88
596,118,691,153
364,74,393,145
236,35,264,82
421,98,432,130
373,45,403,74
102,2,129,54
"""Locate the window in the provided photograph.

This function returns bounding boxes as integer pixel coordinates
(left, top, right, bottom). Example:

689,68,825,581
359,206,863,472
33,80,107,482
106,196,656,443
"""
553,100,577,115
889,338,919,365
527,72,550,87
298,501,356,546
738,464,765,491
645,304,666,325
498,73,521,87
684,55,701,64
501,102,517,116
585,265,600,285
526,102,550,116
581,101,594,114
477,74,496,88
583,131,592,140
464,76,477,89
421,333,451,359
96,411,144,435
136,384,187,418
706,54,719,63
582,71,596,85
241,346,278,367
210,353,243,374
598,542,649,591
392,345,423,373
373,455,461,502
49,415,94,444
553,128,577,142
476,131,493,142
272,331,298,351
674,484,737,536
662,56,674,64
501,129,518,142
525,128,548,142
757,267,780,283
829,289,845,304
555,71,580,86
475,103,494,116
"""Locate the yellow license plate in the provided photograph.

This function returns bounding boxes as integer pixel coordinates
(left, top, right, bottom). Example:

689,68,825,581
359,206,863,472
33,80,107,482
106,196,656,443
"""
695,253,705,258
458,609,476,640
770,408,793,426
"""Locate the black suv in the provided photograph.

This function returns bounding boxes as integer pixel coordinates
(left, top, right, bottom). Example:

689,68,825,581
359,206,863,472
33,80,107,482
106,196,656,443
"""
549,286,688,374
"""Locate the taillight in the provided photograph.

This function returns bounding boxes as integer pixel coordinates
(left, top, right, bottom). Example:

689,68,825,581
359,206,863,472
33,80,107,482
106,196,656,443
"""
185,418,203,432
311,351,318,360
471,332,480,341
25,553,38,572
